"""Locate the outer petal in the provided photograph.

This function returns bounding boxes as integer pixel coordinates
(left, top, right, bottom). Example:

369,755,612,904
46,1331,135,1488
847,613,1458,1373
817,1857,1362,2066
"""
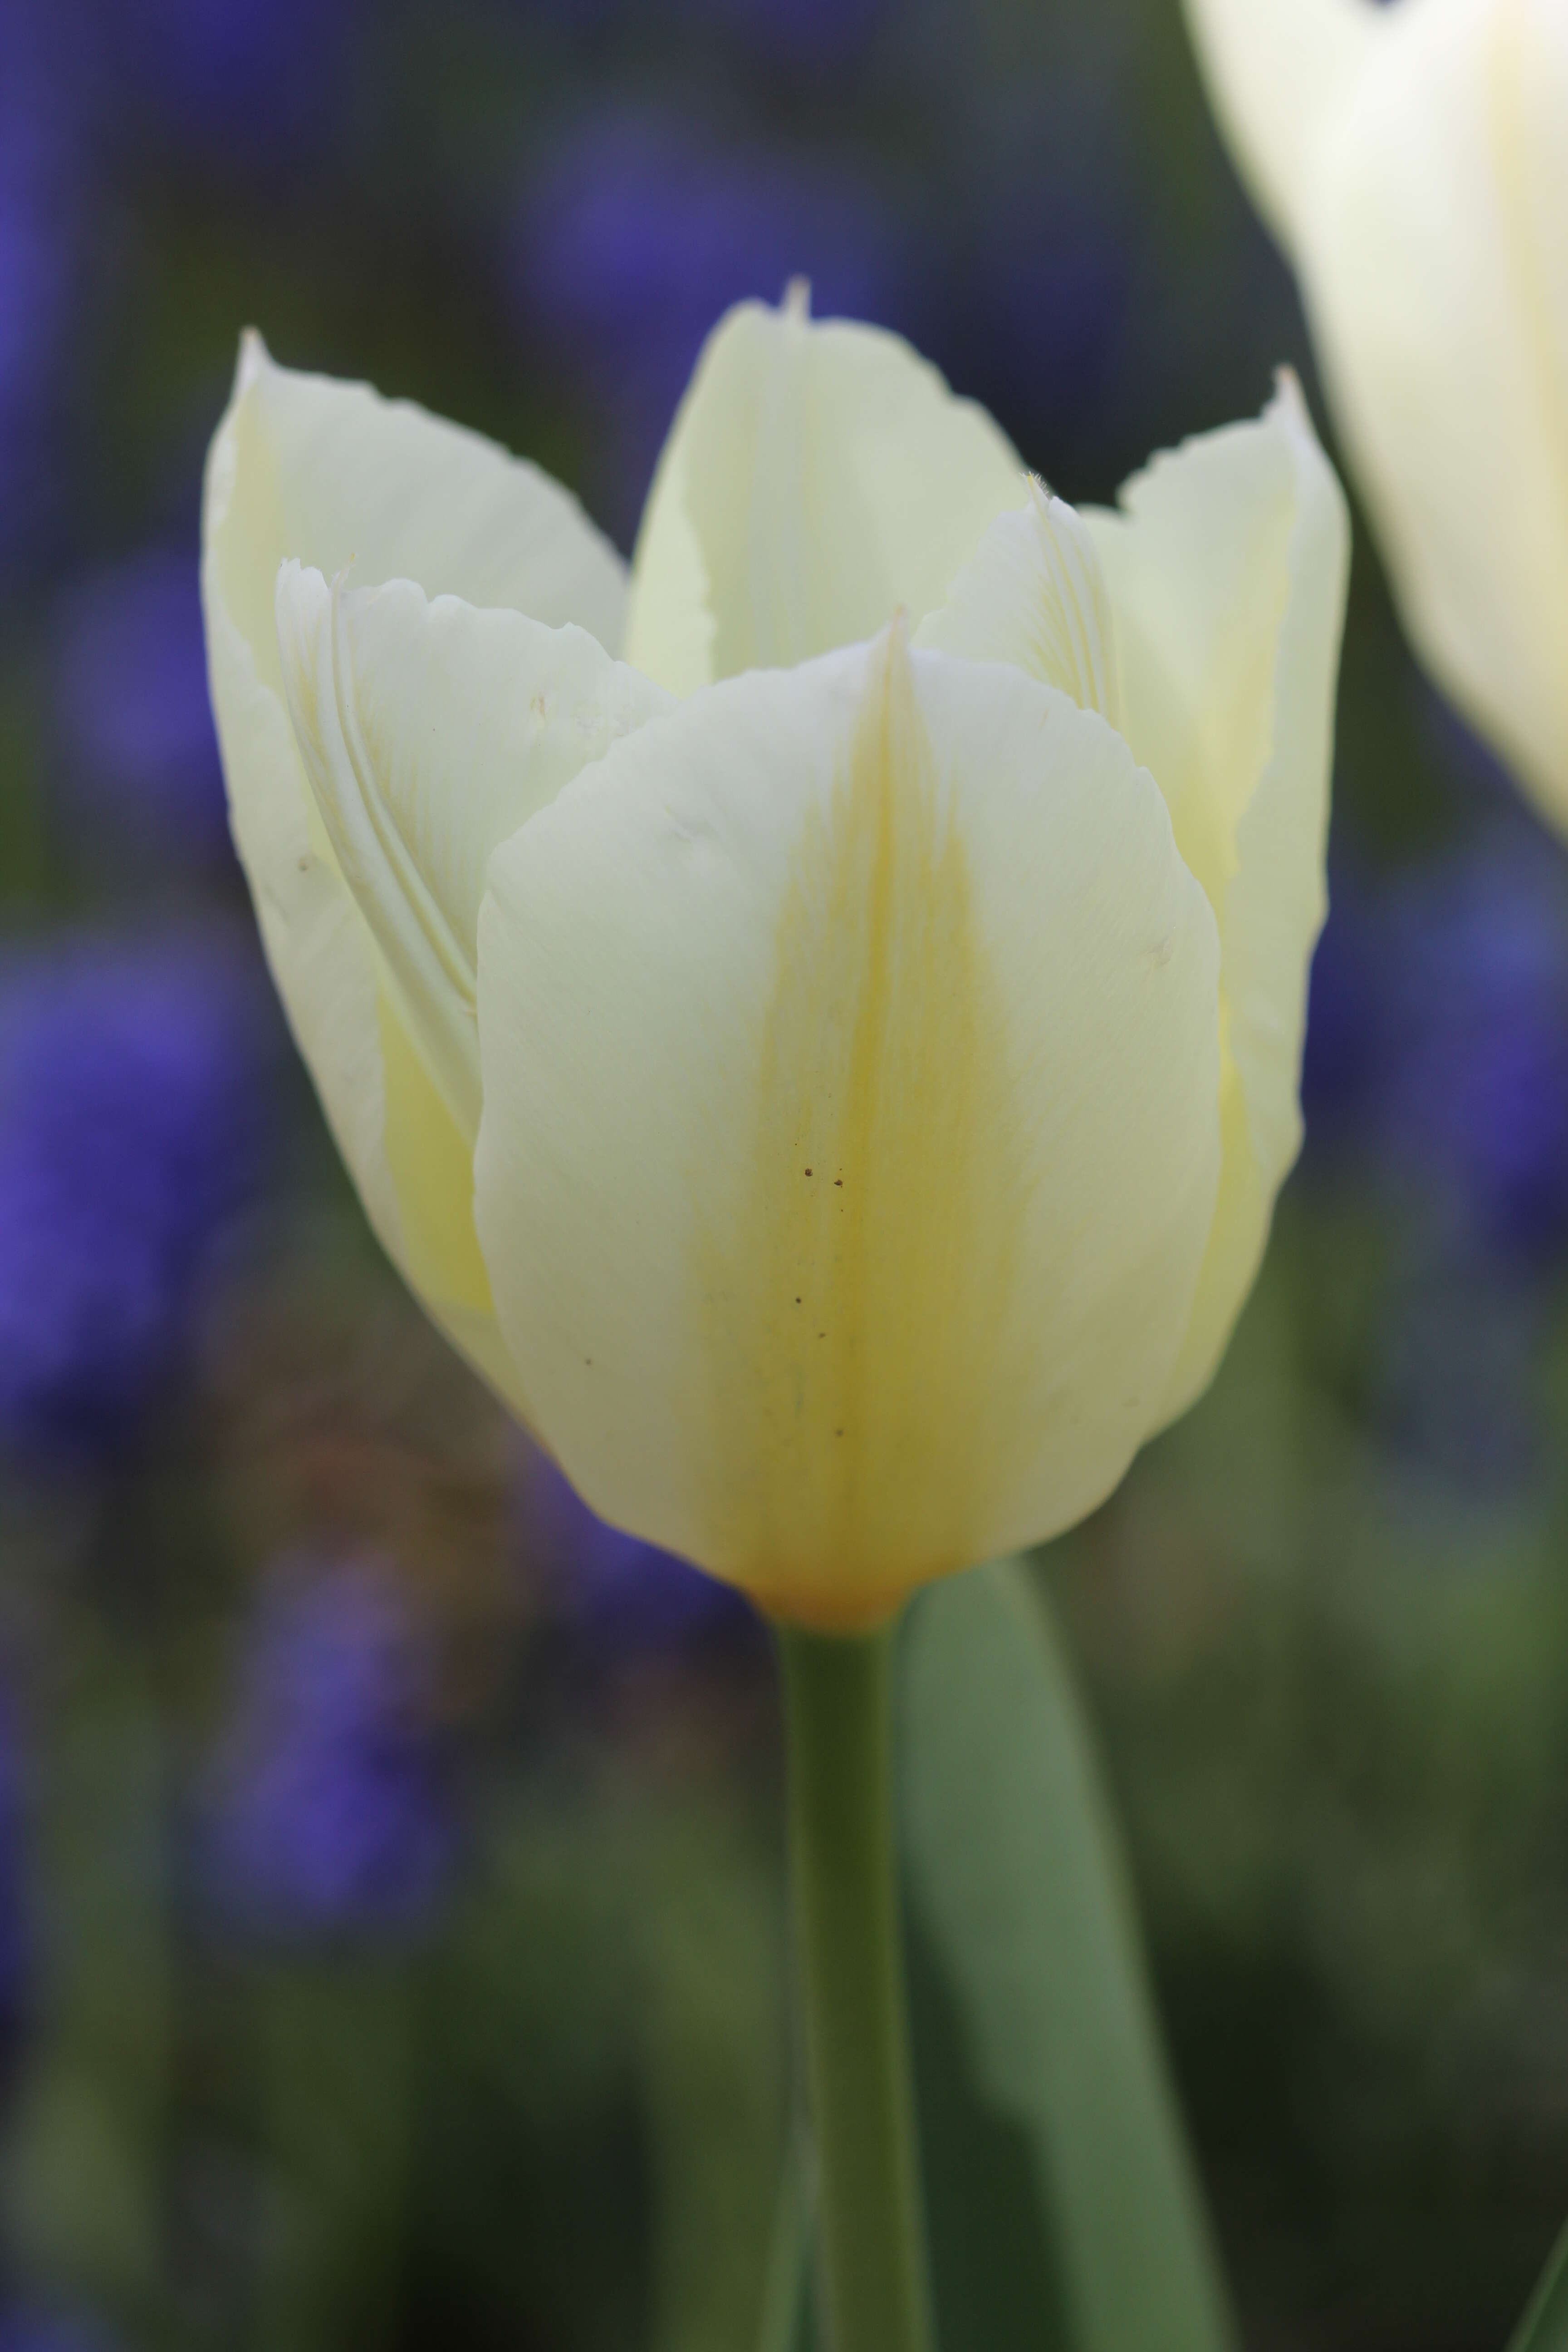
1298,0,1568,818
1182,0,1381,249
275,564,671,1140
623,294,1027,696
1087,377,1348,1421
474,631,1222,1628
216,331,627,660
202,335,623,1419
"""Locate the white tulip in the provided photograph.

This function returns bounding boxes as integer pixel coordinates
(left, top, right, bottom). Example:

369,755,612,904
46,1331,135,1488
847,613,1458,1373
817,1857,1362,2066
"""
202,298,1345,1628
1184,0,1568,819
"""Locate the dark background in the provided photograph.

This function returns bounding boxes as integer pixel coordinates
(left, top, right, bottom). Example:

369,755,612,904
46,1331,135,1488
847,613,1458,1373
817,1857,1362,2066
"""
2,0,1567,2345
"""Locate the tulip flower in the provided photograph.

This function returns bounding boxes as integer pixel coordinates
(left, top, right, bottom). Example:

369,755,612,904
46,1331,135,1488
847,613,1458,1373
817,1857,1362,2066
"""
1182,0,1568,823
203,299,1345,1631
204,297,1343,2352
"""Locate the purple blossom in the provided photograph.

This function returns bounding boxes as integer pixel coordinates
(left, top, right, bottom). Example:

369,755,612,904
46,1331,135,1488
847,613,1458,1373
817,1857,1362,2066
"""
81,0,360,165
527,1460,754,1655
1305,833,1568,1493
1299,863,1395,1154
1299,833,1568,1264
0,2313,123,2352
52,547,230,864
0,182,71,418
510,0,623,24
1379,842,1568,1262
509,0,883,62
0,9,82,578
204,1557,455,1946
696,0,884,68
513,109,910,532
0,936,268,1462
939,173,1134,471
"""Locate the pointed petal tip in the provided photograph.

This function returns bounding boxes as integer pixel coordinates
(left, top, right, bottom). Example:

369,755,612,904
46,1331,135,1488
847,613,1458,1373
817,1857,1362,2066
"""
1268,364,1314,433
874,605,918,699
235,326,271,396
1263,368,1349,534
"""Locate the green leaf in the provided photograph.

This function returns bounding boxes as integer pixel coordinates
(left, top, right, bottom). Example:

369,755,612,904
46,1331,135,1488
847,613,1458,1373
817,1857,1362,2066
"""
899,1558,1236,2352
1508,2224,1568,2352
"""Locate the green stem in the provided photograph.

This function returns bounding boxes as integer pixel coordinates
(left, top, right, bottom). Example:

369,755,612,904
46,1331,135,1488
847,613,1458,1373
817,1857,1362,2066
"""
778,1623,934,2352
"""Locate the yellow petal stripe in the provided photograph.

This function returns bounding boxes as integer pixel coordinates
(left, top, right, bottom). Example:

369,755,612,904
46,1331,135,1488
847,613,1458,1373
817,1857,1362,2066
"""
707,623,1032,1624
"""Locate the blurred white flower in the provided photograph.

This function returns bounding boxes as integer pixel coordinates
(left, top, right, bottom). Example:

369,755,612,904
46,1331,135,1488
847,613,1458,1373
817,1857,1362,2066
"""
202,296,1344,1627
1184,0,1568,820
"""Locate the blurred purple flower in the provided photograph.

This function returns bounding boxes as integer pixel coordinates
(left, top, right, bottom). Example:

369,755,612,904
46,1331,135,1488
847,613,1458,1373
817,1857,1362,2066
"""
0,183,71,415
511,0,622,24
697,0,884,68
0,2309,123,2352
1299,862,1394,1154
0,936,268,1462
1298,832,1568,1265
0,9,82,577
83,0,359,164
204,1557,456,1947
52,547,229,863
528,1459,753,1654
510,0,883,64
943,190,1133,471
1380,842,1568,1262
513,109,911,532
1303,835,1568,1493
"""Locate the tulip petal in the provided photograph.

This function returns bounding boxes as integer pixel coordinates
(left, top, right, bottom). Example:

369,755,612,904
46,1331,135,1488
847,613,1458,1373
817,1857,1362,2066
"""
276,564,671,1139
1086,377,1348,1421
218,332,626,666
1182,0,1382,248
202,334,621,1423
916,481,1122,729
624,295,1027,696
1298,0,1568,817
475,632,1221,1626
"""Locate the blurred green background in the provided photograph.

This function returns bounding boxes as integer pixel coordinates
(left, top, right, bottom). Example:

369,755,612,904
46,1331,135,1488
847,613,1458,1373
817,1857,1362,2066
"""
3,0,1568,2345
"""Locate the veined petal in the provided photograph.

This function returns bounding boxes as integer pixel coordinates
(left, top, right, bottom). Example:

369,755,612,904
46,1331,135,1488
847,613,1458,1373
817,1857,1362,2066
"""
276,563,671,1139
1087,376,1348,1421
1301,0,1568,818
217,331,626,670
474,631,1221,1627
201,334,622,1426
203,573,402,1259
624,293,1027,696
1182,0,1383,248
916,480,1122,729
